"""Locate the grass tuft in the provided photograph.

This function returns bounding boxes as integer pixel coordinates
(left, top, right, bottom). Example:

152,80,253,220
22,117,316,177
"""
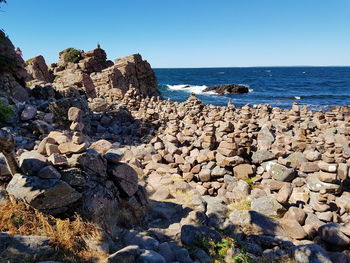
0,200,108,263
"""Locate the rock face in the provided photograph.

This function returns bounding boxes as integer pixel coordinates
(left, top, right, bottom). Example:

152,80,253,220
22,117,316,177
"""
203,84,249,95
91,54,160,102
25,55,53,84
6,174,82,212
0,30,29,102
49,48,159,102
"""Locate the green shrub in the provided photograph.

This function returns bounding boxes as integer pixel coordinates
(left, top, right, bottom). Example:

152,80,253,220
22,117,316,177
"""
0,101,14,122
63,48,83,64
195,236,253,263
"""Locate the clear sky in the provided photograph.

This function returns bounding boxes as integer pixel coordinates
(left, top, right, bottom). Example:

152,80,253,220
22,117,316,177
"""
1,0,349,68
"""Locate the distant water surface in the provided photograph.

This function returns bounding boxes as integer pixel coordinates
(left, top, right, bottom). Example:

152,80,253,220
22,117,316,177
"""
154,67,350,110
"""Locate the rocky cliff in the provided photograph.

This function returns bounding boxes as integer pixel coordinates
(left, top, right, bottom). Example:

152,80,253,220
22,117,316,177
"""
0,30,29,102
26,47,160,102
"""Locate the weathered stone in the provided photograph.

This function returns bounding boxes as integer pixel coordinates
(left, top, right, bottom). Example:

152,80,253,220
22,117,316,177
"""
276,183,293,204
317,171,337,183
58,142,88,154
180,225,221,246
107,245,141,263
138,250,166,263
229,210,286,236
109,163,138,196
91,54,159,101
306,173,341,193
318,161,338,173
300,162,319,173
284,207,306,225
6,174,81,211
290,244,332,263
70,152,107,177
0,233,54,258
338,163,348,180
26,55,53,83
319,223,350,247
48,153,68,166
233,164,254,179
251,196,286,217
19,151,47,175
38,166,61,179
281,218,307,239
285,152,307,169
266,162,296,182
21,105,37,121
252,150,275,164
89,139,112,155
68,107,83,122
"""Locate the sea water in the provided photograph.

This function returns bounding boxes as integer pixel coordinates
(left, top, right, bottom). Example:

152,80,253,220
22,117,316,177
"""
155,67,350,110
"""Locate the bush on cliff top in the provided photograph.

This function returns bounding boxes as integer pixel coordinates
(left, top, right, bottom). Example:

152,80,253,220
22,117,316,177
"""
63,48,83,64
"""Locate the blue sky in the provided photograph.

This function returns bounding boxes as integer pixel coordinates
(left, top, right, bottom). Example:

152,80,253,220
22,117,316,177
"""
1,0,349,67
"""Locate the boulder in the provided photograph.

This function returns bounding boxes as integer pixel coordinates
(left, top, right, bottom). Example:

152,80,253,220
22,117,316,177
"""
252,150,275,164
319,223,350,247
91,54,160,102
109,163,138,197
202,84,249,95
6,174,81,212
25,55,54,83
19,151,47,175
0,233,54,258
69,151,107,177
107,245,141,263
290,244,332,263
251,195,286,217
180,225,221,246
266,162,296,182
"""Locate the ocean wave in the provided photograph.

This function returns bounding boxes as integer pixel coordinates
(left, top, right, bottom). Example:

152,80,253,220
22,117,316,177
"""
165,84,253,95
166,84,214,94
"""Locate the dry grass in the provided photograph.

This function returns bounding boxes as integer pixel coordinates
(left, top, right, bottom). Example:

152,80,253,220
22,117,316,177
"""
0,200,108,263
227,198,251,213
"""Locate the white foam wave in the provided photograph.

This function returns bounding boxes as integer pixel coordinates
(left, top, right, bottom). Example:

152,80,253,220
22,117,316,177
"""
293,96,301,100
166,84,211,94
166,84,253,95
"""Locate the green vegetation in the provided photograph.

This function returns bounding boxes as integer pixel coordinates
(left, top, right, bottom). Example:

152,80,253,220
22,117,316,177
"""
194,236,253,263
242,176,257,186
232,252,253,263
0,101,14,122
227,198,251,212
12,215,24,228
63,48,83,64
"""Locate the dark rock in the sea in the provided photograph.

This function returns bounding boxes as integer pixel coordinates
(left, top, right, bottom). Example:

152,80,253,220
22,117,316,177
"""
203,84,249,95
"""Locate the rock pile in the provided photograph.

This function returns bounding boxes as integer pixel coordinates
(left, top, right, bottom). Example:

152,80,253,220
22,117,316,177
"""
4,111,148,221
2,38,350,262
108,93,350,262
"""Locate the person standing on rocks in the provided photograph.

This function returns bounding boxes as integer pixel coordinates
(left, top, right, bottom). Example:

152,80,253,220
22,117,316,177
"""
15,47,22,57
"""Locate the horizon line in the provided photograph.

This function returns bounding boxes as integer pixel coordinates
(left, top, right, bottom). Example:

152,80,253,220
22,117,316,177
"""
153,65,350,69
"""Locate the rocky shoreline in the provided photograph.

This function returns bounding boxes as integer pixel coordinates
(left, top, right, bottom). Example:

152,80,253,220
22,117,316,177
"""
1,32,350,262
